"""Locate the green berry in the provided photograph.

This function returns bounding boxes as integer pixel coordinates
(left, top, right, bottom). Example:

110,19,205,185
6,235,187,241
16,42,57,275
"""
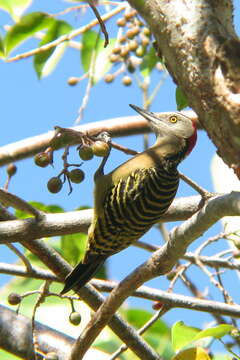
68,169,85,184
34,153,50,168
69,311,81,326
92,141,110,157
47,177,62,194
78,145,94,160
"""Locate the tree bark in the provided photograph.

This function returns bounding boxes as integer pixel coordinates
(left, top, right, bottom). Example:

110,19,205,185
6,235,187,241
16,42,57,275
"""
128,0,240,174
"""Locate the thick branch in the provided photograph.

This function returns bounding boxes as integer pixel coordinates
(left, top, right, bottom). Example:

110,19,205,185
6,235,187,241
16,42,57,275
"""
0,195,201,243
0,304,74,360
128,0,240,172
70,192,240,358
0,111,197,166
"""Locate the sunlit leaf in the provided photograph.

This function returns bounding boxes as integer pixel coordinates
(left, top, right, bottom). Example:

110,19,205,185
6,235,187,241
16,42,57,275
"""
61,233,87,265
81,29,115,84
5,12,54,55
172,347,211,360
176,86,188,111
193,324,235,341
15,201,64,219
140,46,158,77
0,0,32,21
0,35,4,58
34,19,72,78
172,321,200,351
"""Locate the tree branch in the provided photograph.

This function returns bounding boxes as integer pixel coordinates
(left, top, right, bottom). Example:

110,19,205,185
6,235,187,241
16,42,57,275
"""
0,304,74,360
0,110,198,166
69,192,240,358
0,195,202,243
128,0,240,174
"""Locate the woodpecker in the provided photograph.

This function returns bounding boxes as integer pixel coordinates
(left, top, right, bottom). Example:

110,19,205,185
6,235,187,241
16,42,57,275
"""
61,105,197,294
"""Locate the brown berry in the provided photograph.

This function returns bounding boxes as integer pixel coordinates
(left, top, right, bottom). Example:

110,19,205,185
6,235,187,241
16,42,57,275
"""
69,311,81,326
34,152,51,168
140,35,150,47
7,163,17,177
8,292,22,305
47,177,62,194
112,46,121,55
116,18,126,27
109,54,120,63
92,141,110,157
104,74,115,84
122,76,132,86
126,27,140,39
78,145,94,160
119,36,127,44
124,10,137,21
68,169,85,184
44,352,59,360
120,45,130,58
129,40,138,52
67,77,79,86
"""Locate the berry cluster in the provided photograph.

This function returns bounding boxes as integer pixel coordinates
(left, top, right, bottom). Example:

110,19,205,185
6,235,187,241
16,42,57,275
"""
104,9,152,86
34,127,110,194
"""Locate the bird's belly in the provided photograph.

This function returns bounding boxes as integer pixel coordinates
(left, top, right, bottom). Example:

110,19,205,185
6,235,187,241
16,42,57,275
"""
89,170,179,256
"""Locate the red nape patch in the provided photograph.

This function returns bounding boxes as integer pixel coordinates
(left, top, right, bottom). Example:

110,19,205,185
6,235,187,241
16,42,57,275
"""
186,122,197,155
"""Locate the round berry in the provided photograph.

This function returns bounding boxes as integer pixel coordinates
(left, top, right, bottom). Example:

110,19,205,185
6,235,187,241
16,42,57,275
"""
122,76,132,86
7,163,17,177
47,177,62,194
104,74,115,84
8,292,22,306
78,145,94,160
69,311,81,326
34,153,50,168
68,169,85,184
67,77,78,86
92,141,110,157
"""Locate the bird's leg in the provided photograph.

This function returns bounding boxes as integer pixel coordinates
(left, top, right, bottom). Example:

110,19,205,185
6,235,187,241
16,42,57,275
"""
94,132,112,181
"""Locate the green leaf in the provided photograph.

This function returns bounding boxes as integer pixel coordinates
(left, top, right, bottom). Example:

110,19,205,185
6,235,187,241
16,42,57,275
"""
176,86,188,111
81,30,115,84
140,47,158,77
5,12,54,55
172,321,200,351
0,0,32,21
0,35,4,58
34,19,73,78
193,324,235,341
15,201,64,219
172,347,211,360
61,233,87,265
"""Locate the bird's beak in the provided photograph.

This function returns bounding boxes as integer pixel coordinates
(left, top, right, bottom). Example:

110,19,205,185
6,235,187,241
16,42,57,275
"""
129,104,164,129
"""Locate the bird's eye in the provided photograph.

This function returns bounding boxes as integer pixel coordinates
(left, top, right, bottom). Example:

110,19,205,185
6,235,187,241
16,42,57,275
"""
169,115,177,123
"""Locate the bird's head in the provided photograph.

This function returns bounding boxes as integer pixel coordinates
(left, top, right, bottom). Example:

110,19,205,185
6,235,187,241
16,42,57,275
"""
130,104,197,158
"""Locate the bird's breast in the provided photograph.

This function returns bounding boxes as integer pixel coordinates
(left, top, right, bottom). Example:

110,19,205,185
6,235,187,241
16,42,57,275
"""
88,166,179,256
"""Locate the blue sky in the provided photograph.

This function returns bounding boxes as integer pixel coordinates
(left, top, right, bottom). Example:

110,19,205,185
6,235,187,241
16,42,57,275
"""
0,0,240,336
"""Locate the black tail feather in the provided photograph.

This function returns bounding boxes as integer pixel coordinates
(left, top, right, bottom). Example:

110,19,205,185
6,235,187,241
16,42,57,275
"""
60,257,105,294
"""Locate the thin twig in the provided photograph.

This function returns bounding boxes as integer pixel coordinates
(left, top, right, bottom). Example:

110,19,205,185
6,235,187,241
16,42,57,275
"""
109,305,171,360
88,1,109,47
6,244,32,272
7,4,125,62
